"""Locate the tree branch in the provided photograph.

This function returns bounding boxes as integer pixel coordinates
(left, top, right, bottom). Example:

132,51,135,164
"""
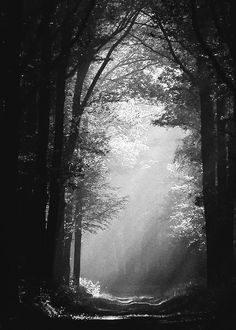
106,61,160,84
99,56,157,83
81,12,139,109
154,16,196,83
130,33,174,63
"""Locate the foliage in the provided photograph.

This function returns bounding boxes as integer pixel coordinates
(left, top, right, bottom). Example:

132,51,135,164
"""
106,100,160,169
80,277,101,297
85,26,167,105
152,74,200,131
164,131,205,250
64,103,129,235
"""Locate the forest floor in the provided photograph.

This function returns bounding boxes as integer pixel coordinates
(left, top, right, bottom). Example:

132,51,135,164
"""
3,283,236,330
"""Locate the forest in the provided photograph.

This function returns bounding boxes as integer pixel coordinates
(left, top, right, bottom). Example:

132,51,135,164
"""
1,0,236,329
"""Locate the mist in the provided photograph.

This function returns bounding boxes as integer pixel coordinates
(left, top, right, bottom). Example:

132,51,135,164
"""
81,108,202,297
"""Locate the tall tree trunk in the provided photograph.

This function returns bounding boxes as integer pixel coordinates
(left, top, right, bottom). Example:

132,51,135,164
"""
64,60,91,162
229,0,236,284
53,214,65,285
228,96,236,283
216,95,234,289
59,61,90,283
22,88,39,280
46,10,72,284
31,0,54,287
63,198,74,285
73,191,83,284
1,0,22,319
198,60,218,289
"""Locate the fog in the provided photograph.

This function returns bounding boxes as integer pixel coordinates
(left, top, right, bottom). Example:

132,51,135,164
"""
81,110,202,297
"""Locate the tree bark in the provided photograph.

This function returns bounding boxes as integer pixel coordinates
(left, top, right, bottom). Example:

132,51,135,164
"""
64,59,91,162
229,0,236,284
46,5,72,284
63,199,74,285
1,0,22,319
30,0,54,286
216,95,234,289
73,191,83,284
198,59,218,289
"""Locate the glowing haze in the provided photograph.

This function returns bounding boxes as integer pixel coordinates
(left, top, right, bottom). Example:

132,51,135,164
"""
81,102,191,296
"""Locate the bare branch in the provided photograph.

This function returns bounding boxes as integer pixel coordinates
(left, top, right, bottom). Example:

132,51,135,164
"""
81,12,139,108
106,61,160,84
100,57,157,83
130,33,174,63
154,16,196,83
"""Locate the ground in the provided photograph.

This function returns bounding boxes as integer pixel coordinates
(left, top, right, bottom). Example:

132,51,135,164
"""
3,283,236,330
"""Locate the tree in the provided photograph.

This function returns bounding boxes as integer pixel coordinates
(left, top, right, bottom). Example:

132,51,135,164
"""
1,0,22,319
133,0,235,292
47,3,142,286
15,0,143,289
166,133,205,251
64,107,128,284
4,0,236,319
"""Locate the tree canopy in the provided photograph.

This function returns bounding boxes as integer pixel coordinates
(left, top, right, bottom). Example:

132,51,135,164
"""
1,0,236,324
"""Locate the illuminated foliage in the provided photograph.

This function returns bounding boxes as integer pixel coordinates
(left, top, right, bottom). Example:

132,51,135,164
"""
166,152,205,250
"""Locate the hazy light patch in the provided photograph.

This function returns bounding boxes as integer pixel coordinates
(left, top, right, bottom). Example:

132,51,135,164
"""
81,102,185,297
70,314,156,320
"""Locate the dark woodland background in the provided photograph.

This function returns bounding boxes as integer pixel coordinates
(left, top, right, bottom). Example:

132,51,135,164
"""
1,0,236,329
